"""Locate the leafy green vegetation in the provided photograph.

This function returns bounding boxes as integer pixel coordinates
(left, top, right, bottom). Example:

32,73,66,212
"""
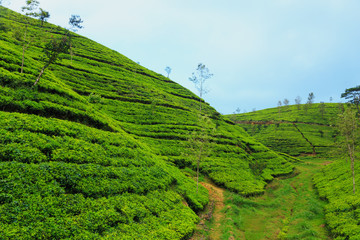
229,103,342,157
0,6,294,239
221,158,330,240
314,158,360,239
230,104,360,239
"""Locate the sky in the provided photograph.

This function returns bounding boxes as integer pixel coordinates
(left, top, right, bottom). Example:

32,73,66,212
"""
4,0,360,114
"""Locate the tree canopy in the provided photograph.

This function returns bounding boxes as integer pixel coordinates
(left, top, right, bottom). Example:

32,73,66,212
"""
341,85,360,112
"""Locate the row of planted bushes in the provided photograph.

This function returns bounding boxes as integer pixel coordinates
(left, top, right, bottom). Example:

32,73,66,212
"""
314,159,360,239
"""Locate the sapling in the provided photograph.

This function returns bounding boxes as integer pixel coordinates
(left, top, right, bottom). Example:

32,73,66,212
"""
34,34,70,86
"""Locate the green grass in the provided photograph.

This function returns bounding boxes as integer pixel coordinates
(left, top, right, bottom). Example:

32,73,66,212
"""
221,157,331,240
0,6,294,239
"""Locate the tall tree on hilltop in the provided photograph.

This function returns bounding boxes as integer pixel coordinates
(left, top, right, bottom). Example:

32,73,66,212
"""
22,0,39,18
189,63,213,193
69,15,83,31
341,86,360,113
295,96,302,110
18,0,40,74
307,92,315,104
336,107,360,194
165,66,171,78
189,63,213,115
68,15,83,64
277,100,282,117
319,102,326,119
283,98,289,106
38,8,49,26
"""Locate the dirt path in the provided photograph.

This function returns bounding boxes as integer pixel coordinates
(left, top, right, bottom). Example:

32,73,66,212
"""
190,180,226,240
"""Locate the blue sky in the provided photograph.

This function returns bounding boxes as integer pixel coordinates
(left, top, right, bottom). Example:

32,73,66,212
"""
5,0,360,114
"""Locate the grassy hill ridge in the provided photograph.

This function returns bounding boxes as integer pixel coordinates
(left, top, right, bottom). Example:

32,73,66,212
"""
0,7,293,239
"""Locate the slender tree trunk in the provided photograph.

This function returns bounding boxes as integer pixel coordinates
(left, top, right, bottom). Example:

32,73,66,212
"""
34,64,48,86
21,28,27,74
351,154,355,194
70,42,73,64
196,144,203,194
21,45,25,74
348,143,356,194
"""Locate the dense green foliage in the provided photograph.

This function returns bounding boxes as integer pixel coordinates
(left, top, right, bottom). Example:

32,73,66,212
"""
314,159,360,239
0,7,293,239
229,103,342,157
231,104,360,239
222,158,329,240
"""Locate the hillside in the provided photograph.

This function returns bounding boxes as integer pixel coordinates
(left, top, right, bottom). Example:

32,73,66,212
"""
229,103,342,157
230,103,360,239
0,7,294,239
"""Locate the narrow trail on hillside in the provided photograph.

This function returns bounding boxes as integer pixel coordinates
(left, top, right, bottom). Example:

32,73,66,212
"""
190,180,226,240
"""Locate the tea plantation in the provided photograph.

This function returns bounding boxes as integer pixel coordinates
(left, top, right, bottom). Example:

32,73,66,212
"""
231,104,360,239
0,7,294,239
229,103,342,157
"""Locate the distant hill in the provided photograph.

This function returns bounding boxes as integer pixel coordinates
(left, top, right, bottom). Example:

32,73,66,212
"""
228,103,343,157
0,7,293,239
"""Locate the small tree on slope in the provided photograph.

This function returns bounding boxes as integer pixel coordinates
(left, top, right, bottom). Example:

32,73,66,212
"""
336,107,360,194
34,34,70,86
19,0,39,74
187,115,213,193
189,63,213,115
189,63,213,193
68,15,83,63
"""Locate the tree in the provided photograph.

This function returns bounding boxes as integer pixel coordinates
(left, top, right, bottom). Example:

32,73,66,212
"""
187,115,213,193
231,107,241,122
277,100,282,114
283,98,289,106
69,15,83,32
21,0,40,18
68,15,83,63
189,63,213,114
307,92,315,104
34,34,70,86
341,85,360,113
319,102,326,119
295,96,302,110
164,66,171,78
303,102,309,115
38,8,49,26
336,107,360,194
188,64,213,193
18,0,40,74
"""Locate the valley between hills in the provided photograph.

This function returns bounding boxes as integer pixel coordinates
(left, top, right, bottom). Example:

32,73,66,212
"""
1,5,360,240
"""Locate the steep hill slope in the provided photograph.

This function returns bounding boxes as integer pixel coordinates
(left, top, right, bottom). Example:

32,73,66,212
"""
229,103,342,157
0,7,293,239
